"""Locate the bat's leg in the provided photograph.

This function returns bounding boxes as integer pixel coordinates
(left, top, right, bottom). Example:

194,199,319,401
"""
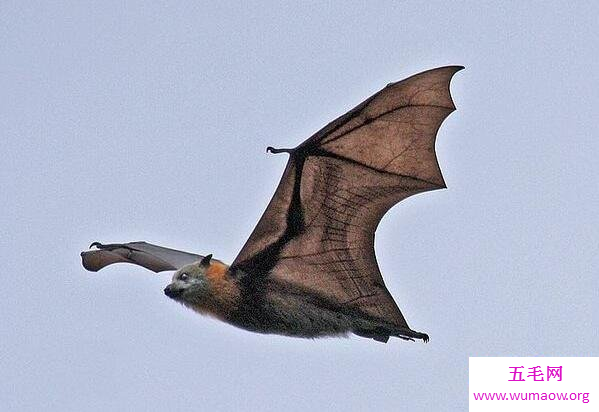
354,328,390,343
266,146,294,154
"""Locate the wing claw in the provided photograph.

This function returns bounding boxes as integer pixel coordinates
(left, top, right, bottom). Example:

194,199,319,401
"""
266,146,294,154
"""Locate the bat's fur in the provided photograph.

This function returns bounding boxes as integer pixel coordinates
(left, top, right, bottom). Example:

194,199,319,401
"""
166,259,428,342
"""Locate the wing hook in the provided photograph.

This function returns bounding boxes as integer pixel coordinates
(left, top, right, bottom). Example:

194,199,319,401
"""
266,146,294,154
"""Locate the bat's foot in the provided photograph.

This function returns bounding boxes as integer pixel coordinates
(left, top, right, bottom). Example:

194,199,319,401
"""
356,326,429,343
266,146,294,155
392,328,429,343
407,331,429,343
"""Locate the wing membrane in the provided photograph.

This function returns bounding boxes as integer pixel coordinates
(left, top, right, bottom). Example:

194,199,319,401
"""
81,241,202,273
231,66,462,330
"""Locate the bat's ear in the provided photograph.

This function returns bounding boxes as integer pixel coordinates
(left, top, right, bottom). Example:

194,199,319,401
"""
199,254,212,268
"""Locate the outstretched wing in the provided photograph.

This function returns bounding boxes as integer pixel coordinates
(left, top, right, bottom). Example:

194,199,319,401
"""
81,241,203,273
230,66,463,333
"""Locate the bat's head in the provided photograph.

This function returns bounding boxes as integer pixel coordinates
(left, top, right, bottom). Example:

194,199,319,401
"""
163,254,213,301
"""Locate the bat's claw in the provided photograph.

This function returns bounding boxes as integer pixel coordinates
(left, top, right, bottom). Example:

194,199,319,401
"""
422,333,430,343
89,241,103,249
266,146,294,155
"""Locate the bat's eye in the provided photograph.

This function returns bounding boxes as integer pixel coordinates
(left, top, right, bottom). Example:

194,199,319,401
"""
180,273,189,281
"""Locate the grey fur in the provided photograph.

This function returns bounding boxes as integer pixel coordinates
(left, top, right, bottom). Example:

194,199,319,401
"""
166,265,426,342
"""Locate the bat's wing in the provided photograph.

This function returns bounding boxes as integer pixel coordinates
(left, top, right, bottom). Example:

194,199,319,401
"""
81,241,203,273
230,66,463,341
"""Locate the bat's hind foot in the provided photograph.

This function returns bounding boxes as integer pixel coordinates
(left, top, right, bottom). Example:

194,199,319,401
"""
354,325,429,344
408,331,429,343
392,328,430,343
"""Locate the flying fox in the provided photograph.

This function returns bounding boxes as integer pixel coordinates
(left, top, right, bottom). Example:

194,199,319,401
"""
81,66,463,343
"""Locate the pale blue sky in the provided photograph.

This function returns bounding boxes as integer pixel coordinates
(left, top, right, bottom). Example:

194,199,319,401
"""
1,2,598,411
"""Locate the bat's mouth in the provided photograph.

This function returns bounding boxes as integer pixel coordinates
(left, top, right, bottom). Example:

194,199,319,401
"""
163,285,183,298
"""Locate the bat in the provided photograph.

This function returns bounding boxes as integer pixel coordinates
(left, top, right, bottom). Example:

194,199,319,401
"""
81,66,463,343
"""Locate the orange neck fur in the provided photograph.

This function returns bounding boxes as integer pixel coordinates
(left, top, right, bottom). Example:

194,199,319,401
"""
196,260,240,319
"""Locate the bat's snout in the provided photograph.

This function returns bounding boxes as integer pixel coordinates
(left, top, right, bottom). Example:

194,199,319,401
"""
164,284,182,298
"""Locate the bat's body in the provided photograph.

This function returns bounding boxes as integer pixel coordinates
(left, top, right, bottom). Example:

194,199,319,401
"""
184,260,357,338
161,259,426,342
82,66,463,343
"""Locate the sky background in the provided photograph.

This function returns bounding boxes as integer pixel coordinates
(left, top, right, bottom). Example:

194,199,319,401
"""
1,2,598,411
